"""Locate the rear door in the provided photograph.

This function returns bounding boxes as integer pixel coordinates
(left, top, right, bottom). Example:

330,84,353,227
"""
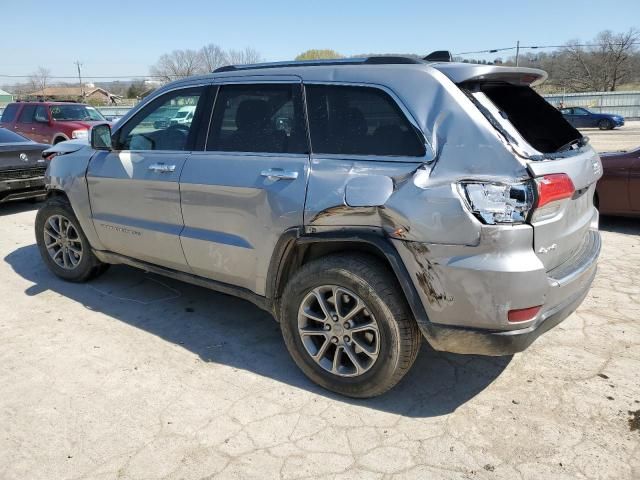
179,79,309,294
87,85,209,271
597,153,631,214
14,104,38,141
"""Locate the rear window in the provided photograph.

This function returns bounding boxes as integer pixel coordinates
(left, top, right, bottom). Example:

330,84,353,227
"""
1,104,20,123
305,85,425,157
0,128,29,143
470,82,581,154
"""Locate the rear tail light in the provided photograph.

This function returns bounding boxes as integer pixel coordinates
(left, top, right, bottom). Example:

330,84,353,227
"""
460,181,535,224
460,173,575,225
535,174,575,208
508,305,542,323
531,173,575,221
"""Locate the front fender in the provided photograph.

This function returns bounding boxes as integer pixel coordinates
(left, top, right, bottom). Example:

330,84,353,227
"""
46,144,105,250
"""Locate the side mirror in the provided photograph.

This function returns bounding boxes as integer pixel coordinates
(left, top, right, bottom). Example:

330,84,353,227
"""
90,123,112,150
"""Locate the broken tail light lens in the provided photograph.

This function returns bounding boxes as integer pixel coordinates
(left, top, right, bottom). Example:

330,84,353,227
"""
460,181,535,224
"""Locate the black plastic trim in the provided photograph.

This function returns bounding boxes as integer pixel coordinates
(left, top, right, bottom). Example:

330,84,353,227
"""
92,249,271,313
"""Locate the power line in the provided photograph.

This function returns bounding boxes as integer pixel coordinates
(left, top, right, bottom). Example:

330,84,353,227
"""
455,41,640,56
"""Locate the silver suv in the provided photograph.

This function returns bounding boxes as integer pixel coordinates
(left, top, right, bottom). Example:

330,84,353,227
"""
36,56,602,397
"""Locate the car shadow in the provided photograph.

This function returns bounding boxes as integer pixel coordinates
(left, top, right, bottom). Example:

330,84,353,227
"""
599,215,640,235
0,200,40,216
4,244,510,417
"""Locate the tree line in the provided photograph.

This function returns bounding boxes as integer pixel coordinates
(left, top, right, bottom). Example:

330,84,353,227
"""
149,44,263,82
295,29,640,93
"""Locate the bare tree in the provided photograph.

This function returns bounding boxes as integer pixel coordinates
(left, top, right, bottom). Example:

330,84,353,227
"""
149,49,206,83
29,66,51,92
200,43,229,72
226,47,263,65
561,28,639,91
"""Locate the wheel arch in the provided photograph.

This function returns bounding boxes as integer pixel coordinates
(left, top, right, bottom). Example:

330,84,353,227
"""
266,229,429,326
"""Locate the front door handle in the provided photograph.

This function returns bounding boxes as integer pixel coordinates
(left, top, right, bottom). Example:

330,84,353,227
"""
260,168,298,181
148,163,176,173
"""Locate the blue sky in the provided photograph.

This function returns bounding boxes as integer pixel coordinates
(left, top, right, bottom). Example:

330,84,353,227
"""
1,0,639,81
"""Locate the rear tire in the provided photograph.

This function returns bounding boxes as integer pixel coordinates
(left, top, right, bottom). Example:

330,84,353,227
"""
280,253,421,398
598,119,613,130
35,197,108,282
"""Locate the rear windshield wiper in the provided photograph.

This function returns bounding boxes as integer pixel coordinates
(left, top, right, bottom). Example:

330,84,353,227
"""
556,136,589,153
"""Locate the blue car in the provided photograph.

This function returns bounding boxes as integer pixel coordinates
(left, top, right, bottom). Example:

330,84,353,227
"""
559,107,624,130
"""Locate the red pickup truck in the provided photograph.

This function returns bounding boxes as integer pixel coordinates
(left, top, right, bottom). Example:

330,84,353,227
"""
0,102,107,144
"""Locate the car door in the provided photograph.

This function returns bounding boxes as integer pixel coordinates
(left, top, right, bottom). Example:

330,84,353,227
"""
597,153,631,214
560,108,576,127
572,107,591,128
33,105,51,144
14,104,38,141
179,79,309,294
87,85,209,271
629,148,640,211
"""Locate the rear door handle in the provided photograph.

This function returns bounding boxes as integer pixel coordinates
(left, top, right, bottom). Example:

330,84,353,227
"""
148,163,176,173
260,168,298,181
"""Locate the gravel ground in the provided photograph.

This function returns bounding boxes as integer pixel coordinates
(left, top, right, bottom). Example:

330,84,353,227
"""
0,200,638,480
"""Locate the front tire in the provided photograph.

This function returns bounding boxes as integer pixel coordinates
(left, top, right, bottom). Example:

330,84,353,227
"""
280,254,421,398
35,197,108,282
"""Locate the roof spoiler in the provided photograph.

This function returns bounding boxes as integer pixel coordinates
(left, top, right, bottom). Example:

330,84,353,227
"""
424,50,453,62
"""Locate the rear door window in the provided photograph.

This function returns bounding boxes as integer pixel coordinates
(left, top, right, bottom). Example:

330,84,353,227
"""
0,104,19,123
305,85,425,157
207,83,308,154
18,105,37,124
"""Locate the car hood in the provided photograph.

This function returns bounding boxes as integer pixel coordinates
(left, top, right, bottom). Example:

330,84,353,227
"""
55,120,109,130
42,138,89,157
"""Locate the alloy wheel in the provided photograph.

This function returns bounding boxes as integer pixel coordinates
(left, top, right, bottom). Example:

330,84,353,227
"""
297,285,380,377
43,214,83,270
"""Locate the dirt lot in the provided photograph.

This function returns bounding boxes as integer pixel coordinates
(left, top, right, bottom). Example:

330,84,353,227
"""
1,193,639,478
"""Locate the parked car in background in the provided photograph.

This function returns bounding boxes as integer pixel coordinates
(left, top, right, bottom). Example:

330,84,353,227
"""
153,105,196,129
0,127,49,203
0,102,108,144
559,107,624,130
596,146,640,216
36,57,602,397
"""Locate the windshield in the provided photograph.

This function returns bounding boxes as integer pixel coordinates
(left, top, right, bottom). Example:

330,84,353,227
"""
50,105,105,122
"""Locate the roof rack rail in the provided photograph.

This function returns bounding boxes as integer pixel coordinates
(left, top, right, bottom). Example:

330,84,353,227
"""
213,56,424,73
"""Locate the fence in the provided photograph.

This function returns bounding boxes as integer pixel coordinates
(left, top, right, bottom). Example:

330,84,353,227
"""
543,91,640,119
3,90,640,121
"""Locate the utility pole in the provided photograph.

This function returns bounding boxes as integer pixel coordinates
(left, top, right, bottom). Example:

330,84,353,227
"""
515,40,520,66
74,61,84,99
